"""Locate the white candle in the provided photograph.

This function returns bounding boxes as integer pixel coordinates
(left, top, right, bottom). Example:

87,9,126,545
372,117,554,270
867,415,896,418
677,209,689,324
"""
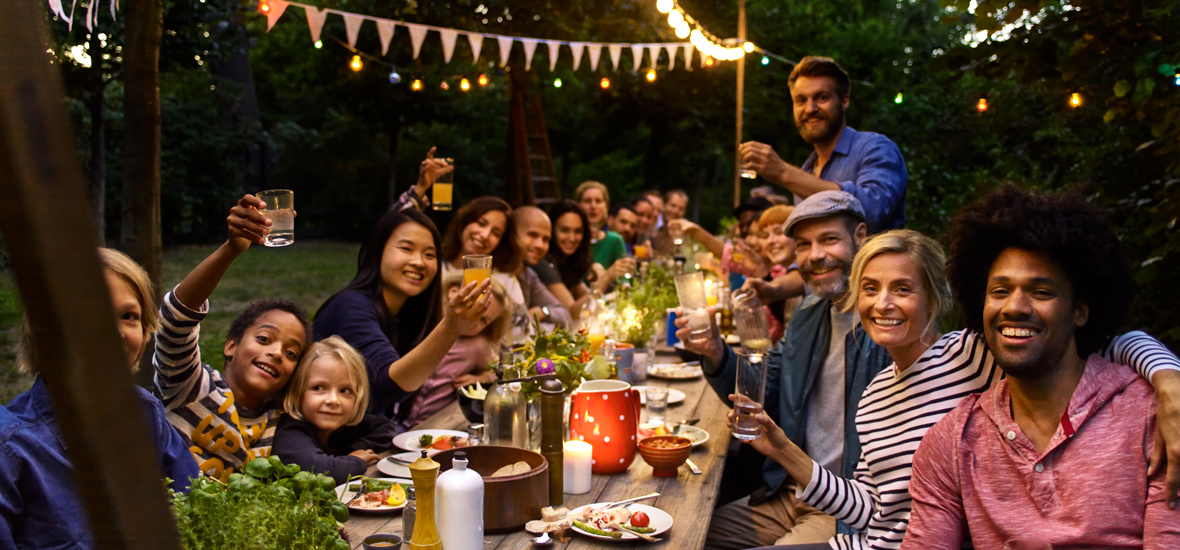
563,440,593,494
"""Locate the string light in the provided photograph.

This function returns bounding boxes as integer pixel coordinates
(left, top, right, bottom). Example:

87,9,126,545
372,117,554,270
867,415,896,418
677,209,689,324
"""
314,40,322,49
349,55,362,71
460,78,471,91
1175,71,1180,86
674,25,689,39
761,56,769,65
259,0,269,13
389,69,401,84
656,0,673,13
704,56,715,67
976,98,988,112
894,91,903,104
743,42,754,53
660,1,750,61
599,77,611,89
668,9,684,28
478,73,489,86
441,80,450,91
554,78,562,88
411,77,423,91
1069,92,1082,108
645,69,657,82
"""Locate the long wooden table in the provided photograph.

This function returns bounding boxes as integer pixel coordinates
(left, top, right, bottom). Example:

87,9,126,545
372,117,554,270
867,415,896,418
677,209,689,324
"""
344,354,730,549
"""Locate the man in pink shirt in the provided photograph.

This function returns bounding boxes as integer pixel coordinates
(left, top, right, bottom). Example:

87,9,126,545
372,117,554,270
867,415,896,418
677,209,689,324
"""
903,186,1180,549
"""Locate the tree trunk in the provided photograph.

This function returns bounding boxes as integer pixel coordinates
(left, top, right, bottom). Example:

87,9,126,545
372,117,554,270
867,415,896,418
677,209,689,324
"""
121,0,163,299
88,31,105,245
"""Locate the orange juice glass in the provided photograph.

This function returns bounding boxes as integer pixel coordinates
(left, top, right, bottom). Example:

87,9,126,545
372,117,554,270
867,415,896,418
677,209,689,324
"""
462,254,493,286
587,333,607,356
634,244,649,260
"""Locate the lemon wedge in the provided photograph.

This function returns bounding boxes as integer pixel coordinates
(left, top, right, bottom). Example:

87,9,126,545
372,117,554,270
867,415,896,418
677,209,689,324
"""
386,484,407,507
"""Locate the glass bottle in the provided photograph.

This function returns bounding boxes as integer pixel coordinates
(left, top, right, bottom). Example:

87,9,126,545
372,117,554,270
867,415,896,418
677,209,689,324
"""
466,424,485,447
485,351,528,447
403,486,416,542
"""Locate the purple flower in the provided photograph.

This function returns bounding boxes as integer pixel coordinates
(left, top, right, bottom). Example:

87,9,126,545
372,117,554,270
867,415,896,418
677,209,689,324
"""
535,358,555,375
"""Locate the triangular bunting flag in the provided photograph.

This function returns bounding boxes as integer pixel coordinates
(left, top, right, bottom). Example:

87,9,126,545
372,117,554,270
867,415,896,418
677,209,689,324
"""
66,0,79,30
439,29,458,63
521,39,539,71
547,41,560,72
343,13,364,48
497,35,514,67
376,19,395,55
630,44,644,72
647,45,660,70
608,44,623,71
304,4,328,44
266,0,289,32
85,0,95,31
570,42,585,71
110,0,118,20
685,45,694,71
587,44,602,71
48,0,64,20
468,33,484,63
408,24,428,59
666,44,679,70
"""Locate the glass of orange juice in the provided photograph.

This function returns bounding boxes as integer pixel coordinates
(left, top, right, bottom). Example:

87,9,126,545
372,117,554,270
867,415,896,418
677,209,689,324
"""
633,243,649,260
432,158,454,211
587,333,607,356
463,254,492,286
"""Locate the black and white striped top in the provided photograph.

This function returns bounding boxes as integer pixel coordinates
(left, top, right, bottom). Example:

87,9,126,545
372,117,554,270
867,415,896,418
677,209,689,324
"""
796,330,1179,550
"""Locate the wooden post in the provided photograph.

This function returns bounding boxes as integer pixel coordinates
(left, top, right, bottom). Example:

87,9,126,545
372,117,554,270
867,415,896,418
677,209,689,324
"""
0,2,184,549
734,0,747,209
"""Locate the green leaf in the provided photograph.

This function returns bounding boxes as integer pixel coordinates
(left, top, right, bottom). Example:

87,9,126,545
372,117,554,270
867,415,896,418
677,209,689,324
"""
1114,80,1132,97
1132,78,1156,102
1104,109,1118,124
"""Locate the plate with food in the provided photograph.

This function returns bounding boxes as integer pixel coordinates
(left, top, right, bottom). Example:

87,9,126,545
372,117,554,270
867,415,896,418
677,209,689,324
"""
638,423,709,447
647,363,704,380
569,503,673,541
630,386,686,405
336,476,411,513
392,429,469,452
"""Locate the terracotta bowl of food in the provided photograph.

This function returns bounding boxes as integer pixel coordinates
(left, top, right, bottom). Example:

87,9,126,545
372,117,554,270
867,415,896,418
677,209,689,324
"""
637,435,693,477
434,446,548,532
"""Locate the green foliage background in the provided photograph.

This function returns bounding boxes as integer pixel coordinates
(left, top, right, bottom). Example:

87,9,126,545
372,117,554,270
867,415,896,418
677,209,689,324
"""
32,0,1180,347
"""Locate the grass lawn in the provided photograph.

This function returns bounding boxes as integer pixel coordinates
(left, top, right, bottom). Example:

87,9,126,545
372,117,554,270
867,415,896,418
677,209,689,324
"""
0,240,360,404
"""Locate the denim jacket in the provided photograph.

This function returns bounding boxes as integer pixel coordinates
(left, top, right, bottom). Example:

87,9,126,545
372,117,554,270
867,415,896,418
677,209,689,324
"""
705,295,891,531
0,378,199,549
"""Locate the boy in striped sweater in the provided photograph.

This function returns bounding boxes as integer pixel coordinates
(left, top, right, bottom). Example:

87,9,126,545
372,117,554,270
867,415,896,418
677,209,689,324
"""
154,195,312,480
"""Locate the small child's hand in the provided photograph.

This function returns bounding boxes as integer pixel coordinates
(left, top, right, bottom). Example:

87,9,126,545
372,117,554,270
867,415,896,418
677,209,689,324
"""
349,449,380,465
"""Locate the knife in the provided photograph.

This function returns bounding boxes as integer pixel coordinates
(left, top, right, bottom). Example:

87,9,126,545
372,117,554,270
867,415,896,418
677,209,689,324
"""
685,458,702,475
604,492,660,510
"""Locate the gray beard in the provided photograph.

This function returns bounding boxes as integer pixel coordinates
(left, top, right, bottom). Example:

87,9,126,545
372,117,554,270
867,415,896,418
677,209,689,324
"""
807,276,849,300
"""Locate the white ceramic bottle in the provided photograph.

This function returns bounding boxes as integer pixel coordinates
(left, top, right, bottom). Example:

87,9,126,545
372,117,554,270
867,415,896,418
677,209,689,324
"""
436,452,484,550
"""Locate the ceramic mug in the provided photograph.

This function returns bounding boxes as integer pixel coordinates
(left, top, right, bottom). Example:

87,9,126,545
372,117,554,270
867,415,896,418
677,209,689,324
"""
569,380,641,474
614,343,636,384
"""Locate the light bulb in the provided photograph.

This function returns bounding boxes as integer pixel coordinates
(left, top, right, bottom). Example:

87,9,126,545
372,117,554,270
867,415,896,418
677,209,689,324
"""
349,55,362,71
704,56,715,67
554,78,562,88
976,98,988,112
894,91,903,104
645,69,656,82
743,42,754,53
656,0,673,14
411,78,423,91
314,40,323,49
441,80,450,91
259,1,269,13
389,70,401,84
599,77,611,89
460,78,471,91
668,9,684,28
1069,92,1082,107
478,73,489,86
674,24,689,39
761,56,769,65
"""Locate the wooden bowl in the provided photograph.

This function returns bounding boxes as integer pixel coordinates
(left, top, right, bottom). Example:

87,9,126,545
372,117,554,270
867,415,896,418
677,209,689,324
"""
637,436,692,477
433,446,548,532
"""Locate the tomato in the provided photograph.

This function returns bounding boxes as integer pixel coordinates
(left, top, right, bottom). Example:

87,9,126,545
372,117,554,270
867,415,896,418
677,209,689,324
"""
630,511,650,528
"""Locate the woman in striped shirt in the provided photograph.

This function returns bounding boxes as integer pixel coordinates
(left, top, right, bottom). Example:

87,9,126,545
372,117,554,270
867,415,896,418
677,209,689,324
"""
735,229,1180,550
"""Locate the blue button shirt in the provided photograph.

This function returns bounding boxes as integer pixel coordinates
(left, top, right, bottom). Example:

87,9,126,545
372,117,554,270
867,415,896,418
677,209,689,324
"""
0,378,199,549
799,126,908,232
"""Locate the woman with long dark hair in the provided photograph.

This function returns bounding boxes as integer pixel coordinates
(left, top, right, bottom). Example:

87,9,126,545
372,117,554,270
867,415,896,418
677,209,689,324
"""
531,200,593,319
440,197,525,302
315,208,491,416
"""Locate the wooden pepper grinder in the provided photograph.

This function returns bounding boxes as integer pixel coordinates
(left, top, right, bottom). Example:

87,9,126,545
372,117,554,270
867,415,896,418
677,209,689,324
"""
540,379,565,506
408,450,442,550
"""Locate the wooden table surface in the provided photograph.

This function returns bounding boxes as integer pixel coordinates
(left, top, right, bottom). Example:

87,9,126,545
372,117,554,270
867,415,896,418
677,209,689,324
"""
343,353,730,549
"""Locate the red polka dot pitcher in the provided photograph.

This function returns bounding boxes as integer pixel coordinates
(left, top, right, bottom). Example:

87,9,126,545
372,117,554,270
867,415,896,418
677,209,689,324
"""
569,380,641,475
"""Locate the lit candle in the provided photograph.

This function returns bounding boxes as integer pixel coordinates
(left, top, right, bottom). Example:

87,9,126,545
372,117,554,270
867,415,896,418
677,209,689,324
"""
563,440,593,494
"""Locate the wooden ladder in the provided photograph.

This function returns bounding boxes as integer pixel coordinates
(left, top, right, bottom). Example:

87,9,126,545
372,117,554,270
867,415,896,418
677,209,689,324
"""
508,72,559,206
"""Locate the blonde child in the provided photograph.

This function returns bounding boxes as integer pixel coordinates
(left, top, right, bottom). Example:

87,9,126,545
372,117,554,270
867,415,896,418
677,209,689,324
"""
272,336,397,484
398,272,512,431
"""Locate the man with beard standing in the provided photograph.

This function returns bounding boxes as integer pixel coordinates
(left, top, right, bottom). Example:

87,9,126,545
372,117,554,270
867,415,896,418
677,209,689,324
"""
680,191,892,549
740,57,907,233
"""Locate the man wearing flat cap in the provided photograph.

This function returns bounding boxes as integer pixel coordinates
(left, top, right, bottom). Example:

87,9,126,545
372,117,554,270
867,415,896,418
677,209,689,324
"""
680,191,893,548
740,56,907,234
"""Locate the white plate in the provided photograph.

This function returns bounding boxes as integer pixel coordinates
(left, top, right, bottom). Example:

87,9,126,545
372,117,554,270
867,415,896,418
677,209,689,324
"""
637,424,709,447
392,429,468,452
335,477,412,513
631,386,686,405
569,503,673,541
376,450,422,478
647,364,704,380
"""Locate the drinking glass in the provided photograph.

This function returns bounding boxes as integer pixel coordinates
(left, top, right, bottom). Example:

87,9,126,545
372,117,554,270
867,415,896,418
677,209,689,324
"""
733,350,768,440
256,189,294,247
674,272,711,341
733,290,772,352
463,254,492,287
645,387,669,424
432,158,454,211
740,169,757,179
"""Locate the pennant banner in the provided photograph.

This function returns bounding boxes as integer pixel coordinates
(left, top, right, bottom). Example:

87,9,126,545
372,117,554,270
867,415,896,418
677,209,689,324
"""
497,35,513,67
376,19,395,55
521,39,539,71
439,29,458,63
570,42,585,71
408,23,428,59
266,0,289,32
630,44,644,72
305,5,328,44
343,13,364,48
588,43,602,71
546,40,560,72
468,33,484,63
647,45,660,71
608,44,622,71
667,44,678,71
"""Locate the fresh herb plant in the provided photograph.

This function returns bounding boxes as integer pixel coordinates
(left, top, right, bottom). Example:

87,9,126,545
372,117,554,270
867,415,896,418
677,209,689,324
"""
611,262,679,347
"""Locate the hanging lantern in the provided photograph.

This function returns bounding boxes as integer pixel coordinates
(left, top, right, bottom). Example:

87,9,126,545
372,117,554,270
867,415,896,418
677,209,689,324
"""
349,55,363,72
599,77,611,89
478,73,489,86
460,78,471,91
668,9,684,28
976,98,988,112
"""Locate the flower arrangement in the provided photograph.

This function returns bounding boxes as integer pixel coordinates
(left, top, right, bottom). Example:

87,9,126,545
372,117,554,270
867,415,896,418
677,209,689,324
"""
513,325,613,397
610,262,679,347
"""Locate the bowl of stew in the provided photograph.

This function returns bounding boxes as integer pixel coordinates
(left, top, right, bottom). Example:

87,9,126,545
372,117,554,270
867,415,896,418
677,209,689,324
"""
637,435,693,477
